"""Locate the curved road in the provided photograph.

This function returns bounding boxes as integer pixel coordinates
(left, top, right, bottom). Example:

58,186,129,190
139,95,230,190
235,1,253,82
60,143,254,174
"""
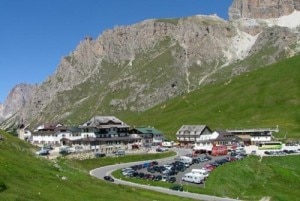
90,148,240,201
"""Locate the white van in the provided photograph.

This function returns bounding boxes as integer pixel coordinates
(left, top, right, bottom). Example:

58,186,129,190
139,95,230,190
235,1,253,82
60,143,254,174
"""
182,173,204,184
191,169,209,178
178,156,193,165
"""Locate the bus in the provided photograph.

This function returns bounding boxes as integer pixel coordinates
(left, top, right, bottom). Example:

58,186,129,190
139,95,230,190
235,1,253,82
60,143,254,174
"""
258,142,282,150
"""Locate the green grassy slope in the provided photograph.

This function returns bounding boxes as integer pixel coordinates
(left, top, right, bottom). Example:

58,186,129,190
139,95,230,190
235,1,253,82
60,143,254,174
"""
0,130,191,201
202,155,300,201
122,55,300,139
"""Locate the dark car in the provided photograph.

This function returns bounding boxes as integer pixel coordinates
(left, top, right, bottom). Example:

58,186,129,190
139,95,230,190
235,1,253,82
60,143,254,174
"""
131,165,139,170
154,175,162,181
167,176,176,183
147,167,155,173
169,184,183,191
166,170,177,176
148,174,156,180
130,171,139,178
138,172,145,178
143,174,151,179
103,176,114,182
151,161,158,166
210,162,220,167
204,155,212,161
153,166,161,172
94,152,106,158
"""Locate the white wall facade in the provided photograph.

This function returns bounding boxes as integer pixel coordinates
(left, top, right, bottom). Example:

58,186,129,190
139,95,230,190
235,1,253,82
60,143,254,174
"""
251,135,272,144
32,132,81,145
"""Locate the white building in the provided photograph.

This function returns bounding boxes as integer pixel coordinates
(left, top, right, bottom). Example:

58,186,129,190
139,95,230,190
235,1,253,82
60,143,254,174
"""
250,132,272,145
176,125,212,146
31,123,81,145
193,131,219,152
75,116,141,153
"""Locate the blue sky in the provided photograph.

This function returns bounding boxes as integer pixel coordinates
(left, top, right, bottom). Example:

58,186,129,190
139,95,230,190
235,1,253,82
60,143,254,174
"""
0,0,232,103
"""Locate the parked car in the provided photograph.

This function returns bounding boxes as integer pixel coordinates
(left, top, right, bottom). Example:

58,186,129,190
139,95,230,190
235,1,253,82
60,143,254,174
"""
154,175,162,181
161,175,168,182
130,171,139,178
151,161,158,166
204,155,212,161
148,174,156,180
169,184,183,191
36,149,50,156
147,167,155,173
103,176,114,182
167,176,176,183
115,149,125,156
143,174,151,179
156,147,168,152
138,172,145,178
122,170,134,176
94,152,106,158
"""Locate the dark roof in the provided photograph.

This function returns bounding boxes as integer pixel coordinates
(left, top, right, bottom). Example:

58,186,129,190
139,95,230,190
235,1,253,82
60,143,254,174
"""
68,127,81,133
251,132,272,136
214,130,241,142
43,123,62,129
132,127,163,135
79,116,128,128
176,125,210,136
32,126,70,136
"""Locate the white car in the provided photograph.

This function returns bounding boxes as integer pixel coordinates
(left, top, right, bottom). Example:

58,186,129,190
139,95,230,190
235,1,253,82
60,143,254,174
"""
36,149,49,156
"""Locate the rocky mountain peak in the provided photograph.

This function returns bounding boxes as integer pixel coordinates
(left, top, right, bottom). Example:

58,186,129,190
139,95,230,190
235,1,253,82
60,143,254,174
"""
229,0,300,20
0,84,36,121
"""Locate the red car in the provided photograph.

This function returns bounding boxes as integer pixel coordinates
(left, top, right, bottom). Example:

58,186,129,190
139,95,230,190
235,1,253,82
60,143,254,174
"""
203,164,215,172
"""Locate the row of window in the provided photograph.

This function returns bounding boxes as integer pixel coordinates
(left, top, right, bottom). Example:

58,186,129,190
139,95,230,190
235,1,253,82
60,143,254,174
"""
82,128,128,133
95,133,128,138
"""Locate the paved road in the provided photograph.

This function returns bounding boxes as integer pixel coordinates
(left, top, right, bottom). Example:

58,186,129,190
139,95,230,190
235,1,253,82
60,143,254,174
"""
90,148,240,201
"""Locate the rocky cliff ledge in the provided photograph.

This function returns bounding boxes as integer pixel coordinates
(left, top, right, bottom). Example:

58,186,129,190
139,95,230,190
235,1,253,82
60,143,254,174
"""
229,0,300,20
0,84,35,121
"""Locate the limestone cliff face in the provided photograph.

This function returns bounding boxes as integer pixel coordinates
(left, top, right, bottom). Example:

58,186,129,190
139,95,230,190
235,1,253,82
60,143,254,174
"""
229,0,300,20
0,84,36,122
18,16,243,125
0,104,3,122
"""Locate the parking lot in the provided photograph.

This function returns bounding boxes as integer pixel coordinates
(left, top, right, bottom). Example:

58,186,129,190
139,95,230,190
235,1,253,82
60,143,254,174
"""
120,150,245,187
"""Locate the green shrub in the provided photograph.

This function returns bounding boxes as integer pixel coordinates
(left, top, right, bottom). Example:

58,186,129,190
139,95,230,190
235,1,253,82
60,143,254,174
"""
0,181,7,192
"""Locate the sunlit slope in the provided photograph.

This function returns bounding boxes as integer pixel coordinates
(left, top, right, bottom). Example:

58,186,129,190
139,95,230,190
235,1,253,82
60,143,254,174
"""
123,55,300,139
0,130,191,201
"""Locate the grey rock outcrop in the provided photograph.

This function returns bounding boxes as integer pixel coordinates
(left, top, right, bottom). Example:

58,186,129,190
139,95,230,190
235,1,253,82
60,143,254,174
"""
0,84,36,122
229,0,300,20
